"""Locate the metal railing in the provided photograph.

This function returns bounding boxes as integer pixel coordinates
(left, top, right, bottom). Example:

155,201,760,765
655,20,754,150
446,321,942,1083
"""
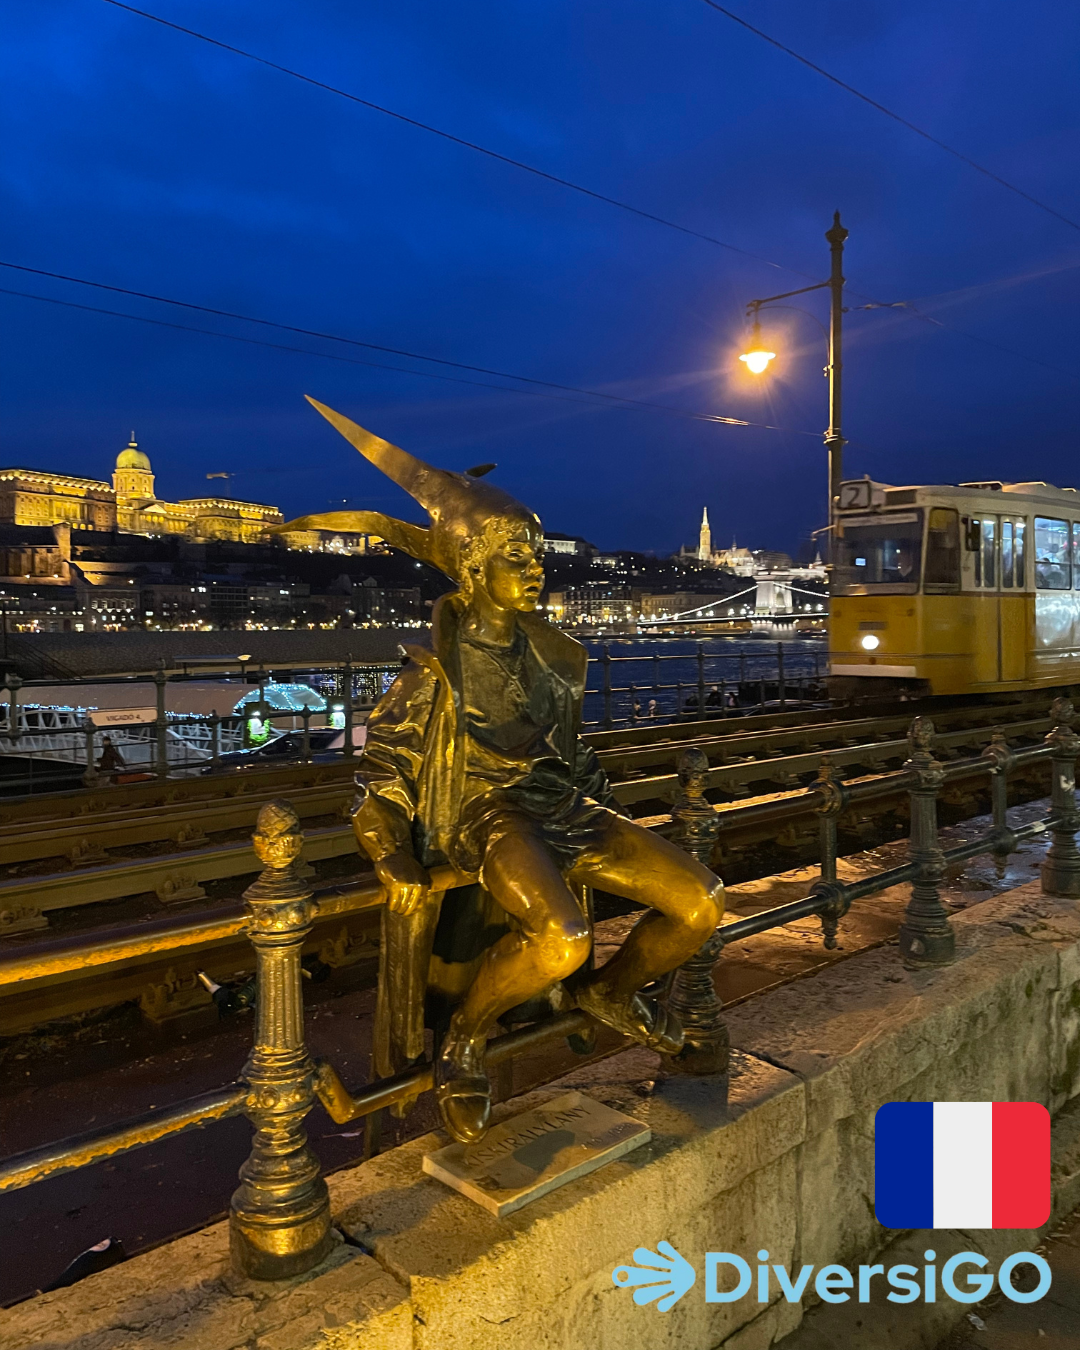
0,660,400,795
583,639,827,730
1,697,1077,1280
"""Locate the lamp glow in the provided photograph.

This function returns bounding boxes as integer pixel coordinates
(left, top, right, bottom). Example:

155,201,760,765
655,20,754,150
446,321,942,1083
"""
738,321,776,375
860,634,881,651
740,348,775,374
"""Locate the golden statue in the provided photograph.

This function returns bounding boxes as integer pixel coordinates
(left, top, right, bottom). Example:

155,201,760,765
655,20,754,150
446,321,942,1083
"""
278,397,725,1144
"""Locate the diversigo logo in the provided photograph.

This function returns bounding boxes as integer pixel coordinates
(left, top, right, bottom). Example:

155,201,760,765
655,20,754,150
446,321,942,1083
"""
612,1100,1052,1313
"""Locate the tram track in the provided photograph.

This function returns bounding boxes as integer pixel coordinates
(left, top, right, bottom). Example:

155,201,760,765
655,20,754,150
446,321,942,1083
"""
0,693,1055,928
0,693,1061,1039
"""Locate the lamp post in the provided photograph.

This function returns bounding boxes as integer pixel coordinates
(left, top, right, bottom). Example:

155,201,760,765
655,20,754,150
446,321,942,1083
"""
739,211,849,558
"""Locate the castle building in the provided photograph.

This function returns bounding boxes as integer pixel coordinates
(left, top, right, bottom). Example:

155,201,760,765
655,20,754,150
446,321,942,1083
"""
1,439,285,545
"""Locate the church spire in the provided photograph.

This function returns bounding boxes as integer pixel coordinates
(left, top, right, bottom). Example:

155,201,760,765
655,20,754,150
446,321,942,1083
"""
698,507,712,562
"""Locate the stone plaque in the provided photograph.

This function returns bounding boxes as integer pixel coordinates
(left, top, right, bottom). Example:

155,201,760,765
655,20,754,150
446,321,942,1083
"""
422,1090,651,1217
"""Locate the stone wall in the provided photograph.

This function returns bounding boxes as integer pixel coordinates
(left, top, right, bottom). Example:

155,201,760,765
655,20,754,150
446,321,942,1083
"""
4,878,1080,1350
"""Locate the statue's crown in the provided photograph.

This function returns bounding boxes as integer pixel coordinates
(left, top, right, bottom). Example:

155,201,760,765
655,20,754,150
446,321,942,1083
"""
274,398,540,582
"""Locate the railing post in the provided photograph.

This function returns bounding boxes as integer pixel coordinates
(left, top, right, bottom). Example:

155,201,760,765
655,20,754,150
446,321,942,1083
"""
665,747,728,1076
777,641,785,709
210,711,221,770
230,801,332,1279
153,667,168,779
81,718,100,789
5,673,22,737
982,728,1015,870
696,642,706,718
301,705,312,762
1041,697,1080,897
899,716,954,967
813,757,846,886
601,643,613,730
342,658,355,757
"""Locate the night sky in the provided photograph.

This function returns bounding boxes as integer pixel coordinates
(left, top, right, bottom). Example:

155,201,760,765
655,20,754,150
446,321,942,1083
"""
2,1,1079,558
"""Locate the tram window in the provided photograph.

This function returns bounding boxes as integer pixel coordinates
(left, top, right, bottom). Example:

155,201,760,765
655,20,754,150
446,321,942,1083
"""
924,507,960,588
981,518,996,589
1000,520,1025,587
1034,517,1070,589
833,511,921,591
1015,519,1026,587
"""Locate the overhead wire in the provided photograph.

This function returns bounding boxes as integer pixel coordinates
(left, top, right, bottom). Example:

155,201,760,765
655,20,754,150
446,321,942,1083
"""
848,297,1079,382
100,0,1080,383
700,1,1080,234
99,0,810,279
0,275,819,435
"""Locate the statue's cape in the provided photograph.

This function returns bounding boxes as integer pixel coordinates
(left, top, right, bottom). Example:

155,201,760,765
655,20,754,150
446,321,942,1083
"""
371,594,588,1088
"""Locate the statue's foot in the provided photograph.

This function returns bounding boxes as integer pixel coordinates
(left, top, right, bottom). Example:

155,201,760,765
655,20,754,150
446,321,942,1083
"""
435,1035,491,1144
575,981,685,1056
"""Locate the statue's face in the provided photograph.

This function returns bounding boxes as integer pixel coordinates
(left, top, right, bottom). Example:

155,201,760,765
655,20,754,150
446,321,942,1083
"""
482,528,545,611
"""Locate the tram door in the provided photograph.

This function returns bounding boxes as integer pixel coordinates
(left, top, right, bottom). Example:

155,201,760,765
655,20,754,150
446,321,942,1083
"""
998,515,1027,681
970,516,1000,683
969,513,1027,683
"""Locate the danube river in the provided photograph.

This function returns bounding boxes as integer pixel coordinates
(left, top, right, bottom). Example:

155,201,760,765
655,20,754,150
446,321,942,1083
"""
580,634,827,728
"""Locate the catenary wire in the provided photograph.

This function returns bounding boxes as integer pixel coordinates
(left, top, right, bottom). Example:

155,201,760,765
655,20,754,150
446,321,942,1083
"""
0,283,820,436
98,1,1080,378
99,0,809,279
700,1,1080,234
848,298,1078,381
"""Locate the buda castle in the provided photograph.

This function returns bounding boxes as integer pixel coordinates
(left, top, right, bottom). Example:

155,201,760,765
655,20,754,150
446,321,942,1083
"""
0,440,286,545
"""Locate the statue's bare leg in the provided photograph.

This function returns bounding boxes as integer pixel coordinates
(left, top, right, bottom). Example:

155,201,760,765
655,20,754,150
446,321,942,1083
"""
436,823,591,1143
570,814,723,1049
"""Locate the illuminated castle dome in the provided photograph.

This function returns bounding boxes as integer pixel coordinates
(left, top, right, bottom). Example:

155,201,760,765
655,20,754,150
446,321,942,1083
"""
116,437,151,471
112,434,156,511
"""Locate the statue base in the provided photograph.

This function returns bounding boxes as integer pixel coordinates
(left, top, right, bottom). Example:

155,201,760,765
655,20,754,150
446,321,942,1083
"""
421,1090,651,1217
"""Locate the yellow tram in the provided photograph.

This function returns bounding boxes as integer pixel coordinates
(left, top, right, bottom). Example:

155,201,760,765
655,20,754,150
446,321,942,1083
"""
829,477,1080,699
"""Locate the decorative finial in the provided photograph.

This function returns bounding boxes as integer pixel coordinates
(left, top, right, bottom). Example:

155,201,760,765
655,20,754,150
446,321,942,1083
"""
908,715,936,753
677,746,710,800
252,799,303,870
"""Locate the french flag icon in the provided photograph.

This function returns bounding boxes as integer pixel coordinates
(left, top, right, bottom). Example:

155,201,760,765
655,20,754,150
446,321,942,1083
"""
875,1102,1050,1229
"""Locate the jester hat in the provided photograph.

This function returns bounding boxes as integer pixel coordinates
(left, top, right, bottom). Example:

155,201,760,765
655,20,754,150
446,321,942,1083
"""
274,397,541,583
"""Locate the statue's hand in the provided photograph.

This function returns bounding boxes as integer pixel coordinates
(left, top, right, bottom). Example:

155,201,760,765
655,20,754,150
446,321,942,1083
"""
375,852,430,916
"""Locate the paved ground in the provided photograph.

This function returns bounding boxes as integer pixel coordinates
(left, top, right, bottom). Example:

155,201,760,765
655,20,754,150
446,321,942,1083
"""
936,1204,1080,1349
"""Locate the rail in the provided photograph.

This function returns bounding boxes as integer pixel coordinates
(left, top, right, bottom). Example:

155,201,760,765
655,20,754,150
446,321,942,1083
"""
1,700,1050,926
1,697,1078,1280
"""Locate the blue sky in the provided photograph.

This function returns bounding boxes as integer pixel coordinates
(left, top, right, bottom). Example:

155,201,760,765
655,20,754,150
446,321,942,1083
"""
2,0,1079,555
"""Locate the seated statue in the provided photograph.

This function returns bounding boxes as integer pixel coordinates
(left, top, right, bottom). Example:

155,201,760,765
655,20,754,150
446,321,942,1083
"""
278,398,725,1144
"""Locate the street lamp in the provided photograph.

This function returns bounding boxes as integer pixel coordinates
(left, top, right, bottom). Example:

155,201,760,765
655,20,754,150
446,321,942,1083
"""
739,211,849,552
738,320,776,374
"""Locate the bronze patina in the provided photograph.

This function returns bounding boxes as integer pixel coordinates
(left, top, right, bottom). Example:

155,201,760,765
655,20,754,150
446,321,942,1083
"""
277,398,725,1143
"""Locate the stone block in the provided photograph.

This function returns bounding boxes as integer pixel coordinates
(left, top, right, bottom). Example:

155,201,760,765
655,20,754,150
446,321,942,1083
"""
334,1048,804,1350
0,1223,409,1350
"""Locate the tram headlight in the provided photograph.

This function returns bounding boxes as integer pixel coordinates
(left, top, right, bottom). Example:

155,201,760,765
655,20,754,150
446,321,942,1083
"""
860,634,881,651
